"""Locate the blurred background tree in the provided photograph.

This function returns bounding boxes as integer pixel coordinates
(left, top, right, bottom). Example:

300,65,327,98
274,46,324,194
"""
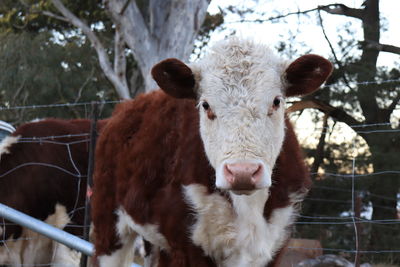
0,0,117,122
292,1,399,264
0,0,223,123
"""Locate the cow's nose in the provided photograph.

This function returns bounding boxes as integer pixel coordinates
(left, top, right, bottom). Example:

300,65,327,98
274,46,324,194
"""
224,162,263,190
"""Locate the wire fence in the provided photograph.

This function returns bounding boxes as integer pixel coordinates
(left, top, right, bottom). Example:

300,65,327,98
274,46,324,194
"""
0,91,399,267
0,103,102,267
291,106,400,266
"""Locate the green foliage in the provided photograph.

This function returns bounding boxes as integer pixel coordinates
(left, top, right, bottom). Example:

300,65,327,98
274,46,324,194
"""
0,0,110,33
0,31,117,124
0,0,121,124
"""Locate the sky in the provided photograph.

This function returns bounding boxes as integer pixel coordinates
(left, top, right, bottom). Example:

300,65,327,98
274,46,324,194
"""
207,0,400,67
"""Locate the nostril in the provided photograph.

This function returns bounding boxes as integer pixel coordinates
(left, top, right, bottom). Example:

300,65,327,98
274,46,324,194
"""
224,164,235,184
251,164,263,183
224,164,233,175
253,165,261,175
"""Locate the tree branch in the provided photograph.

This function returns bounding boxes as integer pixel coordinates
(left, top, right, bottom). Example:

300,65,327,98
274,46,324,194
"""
50,0,131,99
287,99,365,138
318,3,363,19
105,0,155,91
12,77,27,106
41,10,70,22
317,9,353,92
311,114,329,180
74,67,95,103
387,91,400,114
226,4,361,24
113,26,129,92
120,0,131,15
19,0,70,23
360,40,400,55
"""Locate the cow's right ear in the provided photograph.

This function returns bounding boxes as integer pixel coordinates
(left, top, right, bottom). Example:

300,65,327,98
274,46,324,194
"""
151,58,197,99
284,54,333,97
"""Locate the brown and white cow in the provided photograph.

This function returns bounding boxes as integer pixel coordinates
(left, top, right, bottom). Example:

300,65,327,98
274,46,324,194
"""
92,37,332,267
0,118,106,267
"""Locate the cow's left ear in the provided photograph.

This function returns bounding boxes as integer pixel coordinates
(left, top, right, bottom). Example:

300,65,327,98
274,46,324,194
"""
284,54,333,97
151,58,197,99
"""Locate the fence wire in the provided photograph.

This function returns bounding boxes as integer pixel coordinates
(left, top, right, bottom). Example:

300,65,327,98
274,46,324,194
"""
0,95,399,266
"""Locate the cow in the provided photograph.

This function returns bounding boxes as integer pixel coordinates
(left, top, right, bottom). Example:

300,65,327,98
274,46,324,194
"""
91,37,332,267
0,118,106,267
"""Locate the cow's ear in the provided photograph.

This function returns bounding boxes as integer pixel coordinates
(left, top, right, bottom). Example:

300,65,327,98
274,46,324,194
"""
284,54,333,97
151,58,197,99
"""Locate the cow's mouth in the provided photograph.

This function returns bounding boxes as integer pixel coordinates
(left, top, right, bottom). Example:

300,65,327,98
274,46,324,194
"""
231,189,254,195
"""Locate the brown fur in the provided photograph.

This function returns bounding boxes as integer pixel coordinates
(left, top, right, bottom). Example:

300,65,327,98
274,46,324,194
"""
92,91,311,266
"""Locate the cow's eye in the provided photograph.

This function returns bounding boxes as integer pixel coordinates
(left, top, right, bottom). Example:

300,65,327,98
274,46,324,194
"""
273,97,281,108
268,96,283,116
201,101,216,120
202,101,210,110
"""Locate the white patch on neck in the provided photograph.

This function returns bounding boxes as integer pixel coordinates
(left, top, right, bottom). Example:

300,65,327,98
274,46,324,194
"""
0,135,19,160
183,184,296,267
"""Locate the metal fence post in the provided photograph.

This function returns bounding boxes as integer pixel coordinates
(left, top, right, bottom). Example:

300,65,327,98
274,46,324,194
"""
80,102,99,267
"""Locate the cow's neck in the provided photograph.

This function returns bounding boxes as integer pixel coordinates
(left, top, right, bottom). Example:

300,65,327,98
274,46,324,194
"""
229,189,269,219
184,184,275,266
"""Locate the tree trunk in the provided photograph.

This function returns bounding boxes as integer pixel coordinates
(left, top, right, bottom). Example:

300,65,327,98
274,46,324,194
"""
311,114,329,179
105,0,210,92
355,0,380,123
351,1,399,262
367,133,400,263
50,0,210,98
318,1,399,262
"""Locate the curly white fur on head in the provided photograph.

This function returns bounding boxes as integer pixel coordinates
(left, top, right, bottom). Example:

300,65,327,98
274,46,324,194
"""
190,38,287,192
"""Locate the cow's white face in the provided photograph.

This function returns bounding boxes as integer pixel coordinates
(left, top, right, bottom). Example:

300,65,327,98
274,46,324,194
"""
152,37,332,194
192,40,287,193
